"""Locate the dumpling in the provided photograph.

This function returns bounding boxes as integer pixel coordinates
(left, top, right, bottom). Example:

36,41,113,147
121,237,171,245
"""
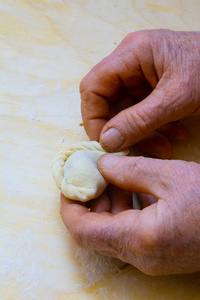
52,141,128,202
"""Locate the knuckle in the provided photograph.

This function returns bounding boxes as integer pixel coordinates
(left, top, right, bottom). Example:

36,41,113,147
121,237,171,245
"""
139,225,162,252
125,157,143,177
80,90,88,112
122,32,136,44
120,157,148,187
123,30,151,47
79,76,87,94
136,219,176,275
73,232,85,248
136,230,164,275
70,220,87,249
120,31,153,61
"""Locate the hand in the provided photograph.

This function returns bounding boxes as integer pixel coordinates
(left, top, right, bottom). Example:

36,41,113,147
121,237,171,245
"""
80,29,200,156
60,154,200,275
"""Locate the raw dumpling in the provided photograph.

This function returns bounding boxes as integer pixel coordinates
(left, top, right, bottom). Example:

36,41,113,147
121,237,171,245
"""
52,141,128,202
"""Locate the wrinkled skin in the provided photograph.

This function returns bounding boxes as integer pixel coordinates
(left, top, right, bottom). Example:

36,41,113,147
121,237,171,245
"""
61,30,200,275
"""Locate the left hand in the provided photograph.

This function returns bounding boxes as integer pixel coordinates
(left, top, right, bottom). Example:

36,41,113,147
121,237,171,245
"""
60,154,200,275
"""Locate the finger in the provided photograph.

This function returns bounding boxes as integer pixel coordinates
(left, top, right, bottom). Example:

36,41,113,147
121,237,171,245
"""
60,192,88,217
134,122,186,159
137,193,158,208
135,131,172,159
100,80,183,152
60,192,170,274
60,193,140,255
87,191,111,213
125,80,153,102
81,92,109,141
156,121,186,140
108,185,133,214
80,33,151,140
98,154,175,197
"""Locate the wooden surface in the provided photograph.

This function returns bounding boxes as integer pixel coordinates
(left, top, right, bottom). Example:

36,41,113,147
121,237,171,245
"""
1,0,200,299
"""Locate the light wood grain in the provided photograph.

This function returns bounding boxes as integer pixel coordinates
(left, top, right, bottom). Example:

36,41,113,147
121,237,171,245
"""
1,0,200,299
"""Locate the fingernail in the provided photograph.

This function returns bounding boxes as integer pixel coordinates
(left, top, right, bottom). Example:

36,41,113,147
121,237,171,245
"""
101,128,124,151
98,154,121,170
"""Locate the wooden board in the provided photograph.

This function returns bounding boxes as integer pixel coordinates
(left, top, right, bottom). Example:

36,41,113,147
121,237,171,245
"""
1,0,200,299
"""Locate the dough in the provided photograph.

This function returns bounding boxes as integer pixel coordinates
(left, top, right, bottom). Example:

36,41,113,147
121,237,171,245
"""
52,141,128,202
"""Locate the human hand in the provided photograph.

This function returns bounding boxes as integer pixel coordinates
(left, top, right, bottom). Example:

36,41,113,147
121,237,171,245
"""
80,29,200,156
60,154,200,275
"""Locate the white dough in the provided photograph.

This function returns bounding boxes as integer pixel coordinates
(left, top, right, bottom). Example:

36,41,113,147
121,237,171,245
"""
52,141,128,202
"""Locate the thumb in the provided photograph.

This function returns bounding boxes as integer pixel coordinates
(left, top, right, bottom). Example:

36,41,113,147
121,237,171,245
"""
98,154,173,198
100,86,179,152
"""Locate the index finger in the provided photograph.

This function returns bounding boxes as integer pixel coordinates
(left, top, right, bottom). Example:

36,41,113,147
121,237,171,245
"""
60,193,140,257
80,57,122,141
80,33,148,140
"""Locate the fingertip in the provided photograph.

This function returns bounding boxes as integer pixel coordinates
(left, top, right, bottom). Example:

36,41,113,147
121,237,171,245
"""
98,154,121,172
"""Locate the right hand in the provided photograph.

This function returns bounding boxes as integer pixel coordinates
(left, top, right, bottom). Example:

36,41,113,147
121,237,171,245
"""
80,29,200,155
61,155,200,275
